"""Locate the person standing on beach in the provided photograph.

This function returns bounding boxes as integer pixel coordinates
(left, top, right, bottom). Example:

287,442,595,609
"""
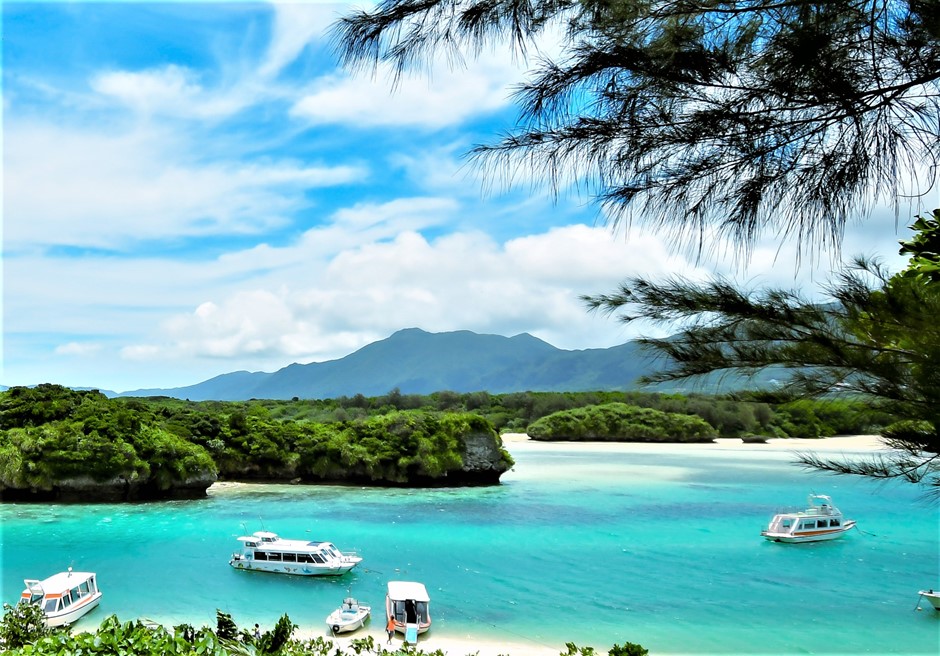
386,615,395,643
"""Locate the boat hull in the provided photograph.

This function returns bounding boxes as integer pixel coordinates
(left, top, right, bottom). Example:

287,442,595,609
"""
761,520,856,543
229,558,356,576
45,592,102,627
919,591,940,611
326,607,370,634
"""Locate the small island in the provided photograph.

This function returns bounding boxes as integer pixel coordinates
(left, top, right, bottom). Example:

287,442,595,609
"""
0,385,513,502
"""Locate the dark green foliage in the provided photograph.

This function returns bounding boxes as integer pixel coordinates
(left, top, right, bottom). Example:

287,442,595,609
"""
608,643,649,656
0,385,514,494
256,614,297,654
0,602,52,649
0,606,648,656
528,403,717,442
216,609,238,641
0,385,217,498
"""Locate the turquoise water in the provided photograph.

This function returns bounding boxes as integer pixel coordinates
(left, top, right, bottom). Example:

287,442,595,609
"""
1,442,938,654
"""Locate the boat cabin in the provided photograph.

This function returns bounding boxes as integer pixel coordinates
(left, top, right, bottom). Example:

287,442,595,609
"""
230,531,361,576
20,570,102,627
761,494,856,543
386,581,431,634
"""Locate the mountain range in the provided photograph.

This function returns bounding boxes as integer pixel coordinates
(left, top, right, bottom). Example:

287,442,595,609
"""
116,328,663,401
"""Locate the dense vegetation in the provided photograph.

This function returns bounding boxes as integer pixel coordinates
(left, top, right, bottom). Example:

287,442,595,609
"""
0,605,648,656
528,403,717,442
0,385,512,500
151,387,888,439
0,383,891,500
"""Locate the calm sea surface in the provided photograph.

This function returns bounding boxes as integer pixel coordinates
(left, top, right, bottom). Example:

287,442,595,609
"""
1,441,938,655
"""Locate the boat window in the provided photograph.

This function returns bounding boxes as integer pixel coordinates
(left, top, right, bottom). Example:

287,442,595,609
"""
70,586,82,600
298,554,314,563
816,520,827,528
268,552,282,561
781,519,792,528
800,521,815,529
79,582,90,596
44,599,59,613
255,552,268,561
283,553,296,563
311,553,325,563
246,542,257,548
829,519,840,527
60,594,72,609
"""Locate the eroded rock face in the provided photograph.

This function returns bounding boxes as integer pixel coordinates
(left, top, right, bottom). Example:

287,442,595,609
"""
454,429,513,484
0,472,217,502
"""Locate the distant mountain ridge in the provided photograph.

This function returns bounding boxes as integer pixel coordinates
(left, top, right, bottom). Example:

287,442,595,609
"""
119,328,658,401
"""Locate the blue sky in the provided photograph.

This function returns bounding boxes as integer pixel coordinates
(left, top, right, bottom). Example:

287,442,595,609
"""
2,1,933,393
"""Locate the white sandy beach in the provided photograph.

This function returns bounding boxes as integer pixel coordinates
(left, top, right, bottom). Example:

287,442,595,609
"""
296,626,562,656
500,432,886,452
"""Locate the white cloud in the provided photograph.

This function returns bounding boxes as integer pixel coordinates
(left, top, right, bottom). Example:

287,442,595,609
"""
91,65,248,119
291,57,519,129
260,2,342,78
113,224,715,369
4,121,365,249
54,342,103,356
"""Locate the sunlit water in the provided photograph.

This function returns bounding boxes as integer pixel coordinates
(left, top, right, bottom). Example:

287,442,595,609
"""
1,441,938,654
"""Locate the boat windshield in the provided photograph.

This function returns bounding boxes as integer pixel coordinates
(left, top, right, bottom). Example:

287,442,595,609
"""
43,599,59,613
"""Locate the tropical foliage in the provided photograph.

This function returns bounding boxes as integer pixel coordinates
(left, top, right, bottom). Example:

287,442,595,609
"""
0,607,644,656
528,402,717,442
0,385,513,498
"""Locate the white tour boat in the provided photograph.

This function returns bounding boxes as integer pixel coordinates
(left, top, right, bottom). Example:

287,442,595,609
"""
761,494,856,543
386,581,431,639
325,596,371,634
917,589,940,611
229,531,361,576
20,569,102,627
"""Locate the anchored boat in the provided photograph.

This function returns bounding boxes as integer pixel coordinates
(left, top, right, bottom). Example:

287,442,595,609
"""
761,494,856,543
20,569,102,627
386,581,431,638
917,589,940,611
229,531,361,576
325,596,371,634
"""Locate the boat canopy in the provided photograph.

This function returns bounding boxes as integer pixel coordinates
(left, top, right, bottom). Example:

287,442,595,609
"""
24,572,95,595
387,581,429,602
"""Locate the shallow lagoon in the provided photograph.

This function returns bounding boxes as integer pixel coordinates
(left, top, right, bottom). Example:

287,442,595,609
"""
1,440,938,654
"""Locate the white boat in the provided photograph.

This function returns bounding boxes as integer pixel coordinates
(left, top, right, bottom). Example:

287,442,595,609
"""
229,531,362,576
19,569,101,627
325,597,371,634
386,581,431,637
761,494,856,543
918,589,940,611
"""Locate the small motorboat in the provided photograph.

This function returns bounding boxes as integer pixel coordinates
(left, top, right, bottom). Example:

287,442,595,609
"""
761,494,856,543
19,568,102,627
325,596,371,634
386,581,431,637
917,589,940,611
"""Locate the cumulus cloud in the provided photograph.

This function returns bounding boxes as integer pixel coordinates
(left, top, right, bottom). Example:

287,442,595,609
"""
116,224,715,367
